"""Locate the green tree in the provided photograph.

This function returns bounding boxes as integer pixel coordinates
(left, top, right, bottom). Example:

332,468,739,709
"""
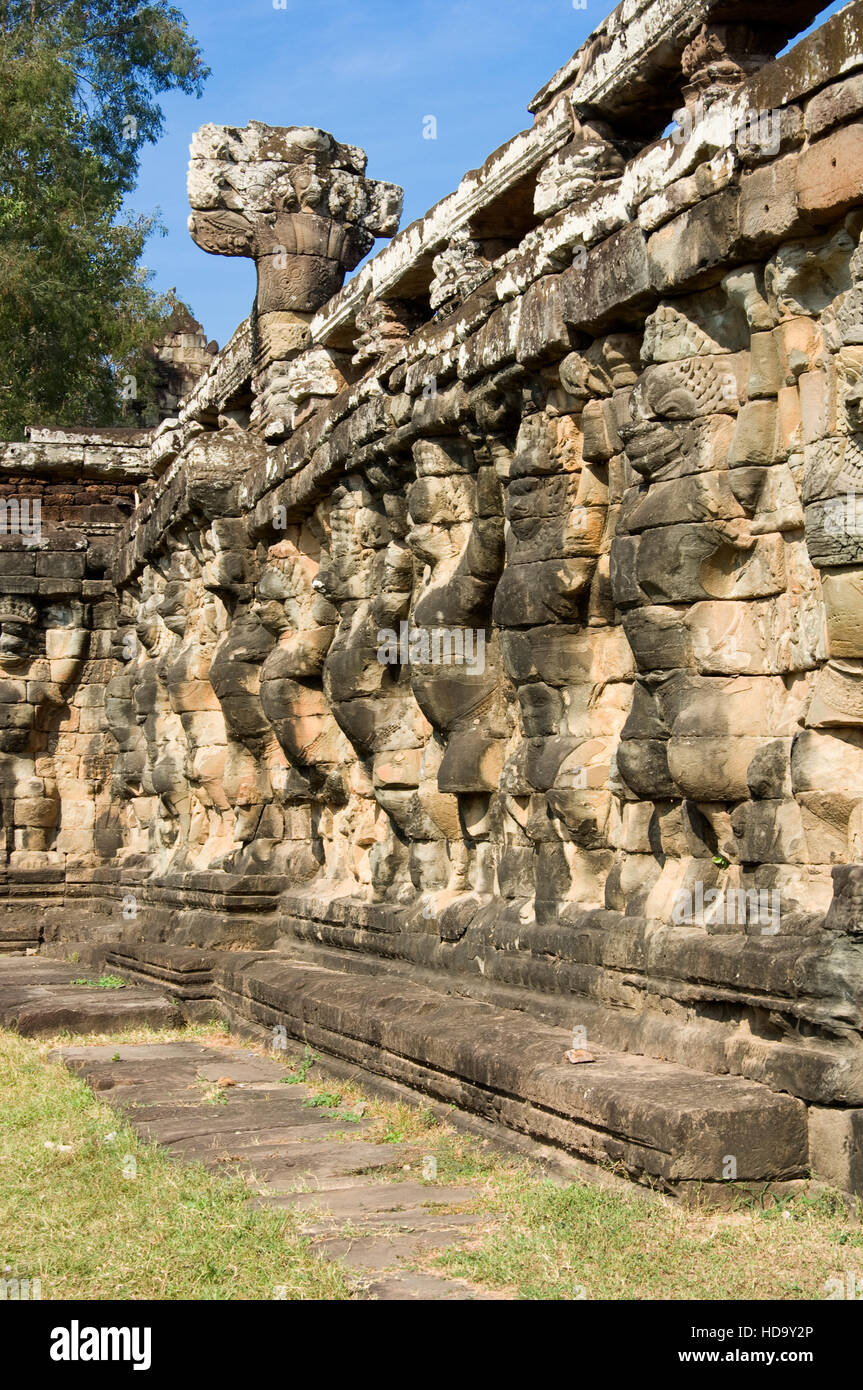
0,2,208,438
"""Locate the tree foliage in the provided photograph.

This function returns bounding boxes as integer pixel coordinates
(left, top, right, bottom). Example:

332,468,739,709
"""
0,2,208,438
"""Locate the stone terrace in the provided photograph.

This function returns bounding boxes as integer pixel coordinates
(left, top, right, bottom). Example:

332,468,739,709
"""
3,0,863,1197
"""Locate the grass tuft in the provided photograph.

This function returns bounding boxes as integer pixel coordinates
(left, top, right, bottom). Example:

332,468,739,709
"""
68,975,127,990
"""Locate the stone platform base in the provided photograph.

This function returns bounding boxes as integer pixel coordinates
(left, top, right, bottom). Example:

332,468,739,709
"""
99,938,809,1195
2,871,860,1195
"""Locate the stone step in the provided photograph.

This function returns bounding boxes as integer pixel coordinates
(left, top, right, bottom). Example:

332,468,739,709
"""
66,943,812,1189
211,952,809,1189
106,930,859,1114
270,921,856,1107
0,956,181,1035
39,941,119,969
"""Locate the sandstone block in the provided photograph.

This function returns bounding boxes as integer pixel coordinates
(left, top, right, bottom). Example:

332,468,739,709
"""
739,155,808,251
808,1106,863,1193
798,124,863,222
647,191,740,293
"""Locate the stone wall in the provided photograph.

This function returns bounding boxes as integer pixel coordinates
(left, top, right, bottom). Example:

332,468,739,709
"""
7,0,863,1191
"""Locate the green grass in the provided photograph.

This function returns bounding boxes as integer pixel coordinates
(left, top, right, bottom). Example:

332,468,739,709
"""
279,1046,318,1084
68,975,127,990
297,1090,363,1123
0,1028,353,1301
432,1169,863,1300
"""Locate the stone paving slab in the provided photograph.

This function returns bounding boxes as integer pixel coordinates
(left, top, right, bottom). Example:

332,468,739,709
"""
315,1225,486,1272
0,955,183,1036
299,1210,485,1237
116,1095,355,1142
363,1273,492,1301
58,1041,222,1062
0,983,181,1035
226,1139,412,1187
261,1181,480,1216
165,1123,374,1157
0,957,97,985
51,1039,506,1301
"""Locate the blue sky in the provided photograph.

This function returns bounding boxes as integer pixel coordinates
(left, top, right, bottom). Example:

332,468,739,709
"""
130,0,847,347
130,0,609,345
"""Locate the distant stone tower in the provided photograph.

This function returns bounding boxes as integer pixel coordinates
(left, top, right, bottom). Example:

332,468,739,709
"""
150,294,218,421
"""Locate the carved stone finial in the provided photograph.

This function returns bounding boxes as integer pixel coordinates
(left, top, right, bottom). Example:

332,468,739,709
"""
429,227,493,317
680,24,772,107
187,122,403,316
352,299,422,368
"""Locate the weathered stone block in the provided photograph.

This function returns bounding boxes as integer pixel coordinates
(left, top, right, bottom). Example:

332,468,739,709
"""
739,155,809,252
821,570,863,656
560,223,651,333
806,75,863,139
492,558,594,626
798,124,863,222
647,191,740,293
808,1105,863,1193
635,526,786,603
